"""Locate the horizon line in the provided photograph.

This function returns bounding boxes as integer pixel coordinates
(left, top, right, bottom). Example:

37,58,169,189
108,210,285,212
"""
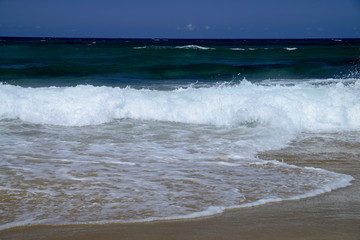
1,36,360,41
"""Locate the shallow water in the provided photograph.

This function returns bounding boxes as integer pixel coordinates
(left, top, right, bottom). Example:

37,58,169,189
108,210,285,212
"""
1,80,358,229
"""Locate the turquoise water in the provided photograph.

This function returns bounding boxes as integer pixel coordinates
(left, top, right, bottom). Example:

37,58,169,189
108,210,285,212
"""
1,38,359,87
0,38,359,229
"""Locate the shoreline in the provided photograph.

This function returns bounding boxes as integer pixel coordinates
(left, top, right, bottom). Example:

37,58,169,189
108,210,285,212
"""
1,183,359,240
1,135,360,240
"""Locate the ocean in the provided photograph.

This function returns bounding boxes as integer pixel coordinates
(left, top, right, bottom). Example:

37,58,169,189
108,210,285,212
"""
0,38,359,230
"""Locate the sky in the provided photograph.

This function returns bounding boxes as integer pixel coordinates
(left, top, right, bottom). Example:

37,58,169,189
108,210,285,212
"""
0,0,360,39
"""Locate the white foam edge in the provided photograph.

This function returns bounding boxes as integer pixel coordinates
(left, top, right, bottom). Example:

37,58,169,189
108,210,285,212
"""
1,164,353,231
0,217,40,231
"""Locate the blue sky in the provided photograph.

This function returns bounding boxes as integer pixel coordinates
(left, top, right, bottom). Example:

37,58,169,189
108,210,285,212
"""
0,0,359,38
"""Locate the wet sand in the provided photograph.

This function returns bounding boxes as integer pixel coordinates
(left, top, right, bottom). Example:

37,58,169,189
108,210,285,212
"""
1,135,360,240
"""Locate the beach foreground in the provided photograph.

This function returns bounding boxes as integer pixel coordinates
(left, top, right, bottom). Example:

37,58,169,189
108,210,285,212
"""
1,134,359,240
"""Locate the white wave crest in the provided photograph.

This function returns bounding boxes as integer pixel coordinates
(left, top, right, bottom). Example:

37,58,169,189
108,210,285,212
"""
1,80,360,130
175,45,214,50
285,47,298,51
133,46,147,49
230,48,246,51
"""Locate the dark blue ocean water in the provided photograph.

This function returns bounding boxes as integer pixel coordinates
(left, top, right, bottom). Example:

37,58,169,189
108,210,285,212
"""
1,38,359,88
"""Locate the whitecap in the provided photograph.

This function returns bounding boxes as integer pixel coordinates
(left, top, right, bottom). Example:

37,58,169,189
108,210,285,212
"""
175,45,214,50
1,80,360,130
230,48,246,51
133,46,147,49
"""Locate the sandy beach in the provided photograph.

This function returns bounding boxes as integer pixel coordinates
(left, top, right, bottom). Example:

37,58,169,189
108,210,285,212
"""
1,134,359,240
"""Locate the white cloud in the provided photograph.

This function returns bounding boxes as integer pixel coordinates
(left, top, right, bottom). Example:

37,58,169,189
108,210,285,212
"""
186,24,195,31
177,23,196,31
205,25,211,30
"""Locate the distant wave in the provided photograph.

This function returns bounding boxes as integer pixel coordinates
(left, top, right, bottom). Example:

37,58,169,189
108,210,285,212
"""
230,48,246,51
133,46,147,49
230,47,274,51
285,47,297,51
175,45,214,50
133,45,213,50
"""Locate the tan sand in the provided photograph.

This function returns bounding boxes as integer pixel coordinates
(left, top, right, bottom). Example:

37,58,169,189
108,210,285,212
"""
1,137,359,240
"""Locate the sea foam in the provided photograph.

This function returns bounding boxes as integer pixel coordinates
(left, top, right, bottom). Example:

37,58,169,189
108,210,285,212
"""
1,80,359,130
175,45,214,50
1,80,358,230
285,47,298,51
